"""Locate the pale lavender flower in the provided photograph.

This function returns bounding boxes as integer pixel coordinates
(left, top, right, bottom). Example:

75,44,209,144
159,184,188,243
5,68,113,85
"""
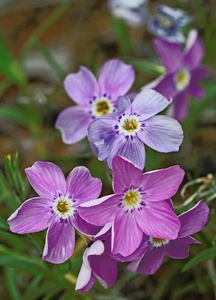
7,161,102,264
80,156,184,257
88,89,183,170
148,30,208,121
108,0,149,27
76,231,117,292
148,5,191,43
55,59,135,144
127,201,209,275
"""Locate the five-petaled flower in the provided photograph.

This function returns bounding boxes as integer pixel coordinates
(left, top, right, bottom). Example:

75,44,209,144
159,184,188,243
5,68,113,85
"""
148,5,191,43
80,156,185,257
88,89,183,170
7,161,102,264
125,201,209,275
55,59,135,144
148,30,208,121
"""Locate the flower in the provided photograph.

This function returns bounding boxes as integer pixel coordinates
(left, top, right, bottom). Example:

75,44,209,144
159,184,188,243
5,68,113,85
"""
148,5,191,43
55,59,135,144
149,30,208,121
80,156,184,257
88,89,183,170
108,0,149,27
76,231,117,292
7,161,102,264
126,200,209,275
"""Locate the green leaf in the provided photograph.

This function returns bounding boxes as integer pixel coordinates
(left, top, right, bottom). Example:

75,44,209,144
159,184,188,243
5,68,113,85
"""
5,268,21,300
0,31,27,86
182,247,216,272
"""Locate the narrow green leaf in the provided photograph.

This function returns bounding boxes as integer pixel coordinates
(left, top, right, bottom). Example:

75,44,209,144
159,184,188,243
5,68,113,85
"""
182,247,216,272
5,268,21,300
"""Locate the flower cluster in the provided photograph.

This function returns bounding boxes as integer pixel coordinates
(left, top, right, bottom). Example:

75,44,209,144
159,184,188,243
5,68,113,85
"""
7,6,210,293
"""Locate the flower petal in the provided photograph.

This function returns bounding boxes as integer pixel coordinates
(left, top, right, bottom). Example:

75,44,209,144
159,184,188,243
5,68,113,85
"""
80,195,120,226
132,89,171,119
135,201,180,239
153,38,183,73
98,59,135,100
112,156,143,194
88,240,117,288
112,210,143,256
76,248,95,292
73,214,101,236
178,201,210,238
25,161,66,198
153,73,178,99
42,218,75,264
64,67,99,105
66,166,102,202
88,116,117,161
183,30,205,69
165,236,199,259
128,248,165,275
107,135,145,170
55,106,91,144
138,115,183,152
171,91,189,121
140,165,184,202
7,197,53,234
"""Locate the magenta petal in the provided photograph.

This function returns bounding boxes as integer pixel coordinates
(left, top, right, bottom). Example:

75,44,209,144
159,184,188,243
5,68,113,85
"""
64,67,99,105
153,73,178,99
7,197,52,234
98,59,135,100
138,115,183,152
112,210,143,256
172,91,189,121
73,214,101,236
25,161,66,198
55,106,91,144
112,156,143,194
178,201,210,238
128,248,165,275
43,218,75,264
107,135,145,170
136,201,180,239
132,89,170,119
76,248,95,292
66,166,102,202
88,116,117,161
88,240,117,288
140,165,184,202
165,237,199,259
183,30,205,69
80,195,120,226
153,38,183,73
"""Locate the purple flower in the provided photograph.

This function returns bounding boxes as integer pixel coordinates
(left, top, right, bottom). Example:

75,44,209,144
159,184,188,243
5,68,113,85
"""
148,5,191,43
88,89,183,170
76,231,117,292
126,200,209,275
7,161,102,264
80,156,184,257
108,0,149,27
149,30,208,121
55,59,135,144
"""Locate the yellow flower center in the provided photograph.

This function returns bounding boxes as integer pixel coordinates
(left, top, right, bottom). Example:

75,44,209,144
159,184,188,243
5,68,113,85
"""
96,101,110,116
57,201,71,214
158,15,172,28
174,69,190,91
124,191,139,206
122,119,138,133
91,97,114,117
150,237,169,248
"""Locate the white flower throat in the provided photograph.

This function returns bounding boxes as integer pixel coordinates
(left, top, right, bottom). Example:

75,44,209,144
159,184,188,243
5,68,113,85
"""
174,68,191,91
